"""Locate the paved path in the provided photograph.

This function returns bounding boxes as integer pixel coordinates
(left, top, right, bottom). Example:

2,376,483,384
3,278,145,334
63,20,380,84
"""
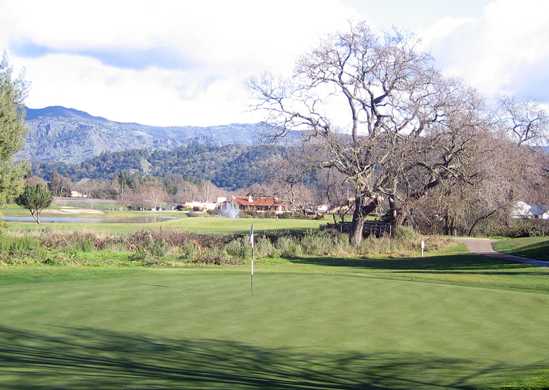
459,238,549,267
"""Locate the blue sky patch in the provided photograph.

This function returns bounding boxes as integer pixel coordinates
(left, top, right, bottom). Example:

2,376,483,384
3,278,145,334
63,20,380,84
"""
10,39,192,70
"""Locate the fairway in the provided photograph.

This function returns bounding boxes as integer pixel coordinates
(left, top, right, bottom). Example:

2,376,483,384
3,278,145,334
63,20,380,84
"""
3,213,327,235
494,237,549,260
1,256,548,389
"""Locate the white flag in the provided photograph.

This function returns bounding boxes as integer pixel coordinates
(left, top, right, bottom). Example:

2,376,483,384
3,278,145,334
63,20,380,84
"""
249,224,254,248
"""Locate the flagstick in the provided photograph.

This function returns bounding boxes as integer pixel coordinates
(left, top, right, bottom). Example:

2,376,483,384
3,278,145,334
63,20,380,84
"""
250,224,255,295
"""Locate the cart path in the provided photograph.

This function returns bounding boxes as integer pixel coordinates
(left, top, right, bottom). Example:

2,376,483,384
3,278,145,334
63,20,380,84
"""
458,238,549,267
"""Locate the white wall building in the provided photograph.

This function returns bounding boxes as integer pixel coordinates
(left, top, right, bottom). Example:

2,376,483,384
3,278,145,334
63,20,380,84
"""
511,201,549,220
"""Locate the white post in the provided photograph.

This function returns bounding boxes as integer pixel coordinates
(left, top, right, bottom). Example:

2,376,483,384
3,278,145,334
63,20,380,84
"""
421,240,425,257
250,224,255,294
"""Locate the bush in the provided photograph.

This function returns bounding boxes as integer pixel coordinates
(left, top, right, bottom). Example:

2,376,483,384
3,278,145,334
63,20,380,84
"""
0,235,40,255
178,241,200,261
129,249,147,262
487,219,549,238
300,231,334,255
393,225,419,241
149,239,168,258
127,232,168,259
71,234,95,252
254,237,279,258
40,231,119,251
194,247,240,265
224,238,251,259
275,236,303,257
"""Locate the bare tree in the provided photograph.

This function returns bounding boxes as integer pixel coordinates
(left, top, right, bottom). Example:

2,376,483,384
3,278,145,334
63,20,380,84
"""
251,22,484,245
49,171,73,197
498,96,548,146
141,184,168,210
411,131,548,236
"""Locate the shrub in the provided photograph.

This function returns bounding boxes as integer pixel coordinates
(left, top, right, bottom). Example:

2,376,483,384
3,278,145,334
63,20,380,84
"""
179,241,200,261
224,238,251,259
194,247,240,265
149,239,168,258
71,234,95,252
275,236,303,257
300,231,335,255
127,232,168,259
254,237,279,258
393,225,419,241
0,235,40,255
487,219,549,238
40,231,119,251
129,248,147,262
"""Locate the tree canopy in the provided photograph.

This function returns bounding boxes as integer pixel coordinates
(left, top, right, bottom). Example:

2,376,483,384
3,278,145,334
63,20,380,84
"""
15,183,53,224
0,53,28,206
252,22,486,244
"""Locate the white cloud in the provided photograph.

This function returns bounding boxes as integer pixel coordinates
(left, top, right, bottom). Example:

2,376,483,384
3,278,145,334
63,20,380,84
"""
0,0,358,125
1,0,548,126
419,16,475,50
420,0,549,102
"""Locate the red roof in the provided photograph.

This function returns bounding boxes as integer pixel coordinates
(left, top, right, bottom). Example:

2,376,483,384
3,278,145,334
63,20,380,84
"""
233,196,283,207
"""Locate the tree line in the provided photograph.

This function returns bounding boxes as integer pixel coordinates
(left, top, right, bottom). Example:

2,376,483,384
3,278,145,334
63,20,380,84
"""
251,22,548,244
1,20,548,240
31,143,286,190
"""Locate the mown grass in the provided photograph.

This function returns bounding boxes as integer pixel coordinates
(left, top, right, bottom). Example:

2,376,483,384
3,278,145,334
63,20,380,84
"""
0,249,548,389
1,216,548,388
494,236,549,260
3,215,328,235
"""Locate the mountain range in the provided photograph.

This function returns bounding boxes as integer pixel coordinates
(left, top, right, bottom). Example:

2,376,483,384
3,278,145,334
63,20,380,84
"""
20,105,302,189
21,106,289,164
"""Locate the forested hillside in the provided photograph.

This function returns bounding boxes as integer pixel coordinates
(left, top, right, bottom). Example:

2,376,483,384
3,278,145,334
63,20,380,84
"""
32,143,288,190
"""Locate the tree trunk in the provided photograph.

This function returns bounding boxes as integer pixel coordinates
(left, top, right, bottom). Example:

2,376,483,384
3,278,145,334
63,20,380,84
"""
467,209,497,236
30,210,40,224
388,195,399,224
443,211,450,235
350,205,365,246
395,209,408,227
349,195,378,246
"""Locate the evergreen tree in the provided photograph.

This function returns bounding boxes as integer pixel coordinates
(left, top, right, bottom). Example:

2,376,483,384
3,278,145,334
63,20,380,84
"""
0,53,28,206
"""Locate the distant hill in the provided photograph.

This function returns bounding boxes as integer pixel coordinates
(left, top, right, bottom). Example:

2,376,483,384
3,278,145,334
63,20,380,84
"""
21,106,293,164
32,143,289,190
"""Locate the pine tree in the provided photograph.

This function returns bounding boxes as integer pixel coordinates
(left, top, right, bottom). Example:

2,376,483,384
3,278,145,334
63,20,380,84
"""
0,53,28,206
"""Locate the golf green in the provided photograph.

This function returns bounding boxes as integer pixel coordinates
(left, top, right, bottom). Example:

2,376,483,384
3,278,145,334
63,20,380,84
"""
0,259,548,389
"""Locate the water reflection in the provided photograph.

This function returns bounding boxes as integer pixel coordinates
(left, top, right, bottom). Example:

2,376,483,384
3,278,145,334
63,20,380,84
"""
0,216,179,224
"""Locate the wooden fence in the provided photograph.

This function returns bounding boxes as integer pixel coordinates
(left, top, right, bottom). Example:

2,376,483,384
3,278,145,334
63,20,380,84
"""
322,221,393,237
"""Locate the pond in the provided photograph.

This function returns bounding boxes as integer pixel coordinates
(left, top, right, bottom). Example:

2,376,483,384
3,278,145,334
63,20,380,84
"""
0,215,180,224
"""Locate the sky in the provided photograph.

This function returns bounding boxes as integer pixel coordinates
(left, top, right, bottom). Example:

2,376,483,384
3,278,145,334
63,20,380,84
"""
1,0,548,126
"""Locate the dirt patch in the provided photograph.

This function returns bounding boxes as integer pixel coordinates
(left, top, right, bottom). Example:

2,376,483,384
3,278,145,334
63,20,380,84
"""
46,208,104,215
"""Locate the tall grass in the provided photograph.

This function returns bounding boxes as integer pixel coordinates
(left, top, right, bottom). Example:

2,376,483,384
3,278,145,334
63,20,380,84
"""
0,227,451,267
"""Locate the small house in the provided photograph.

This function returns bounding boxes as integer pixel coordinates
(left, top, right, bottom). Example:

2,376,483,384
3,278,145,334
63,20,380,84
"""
512,201,549,220
230,195,286,214
70,190,87,198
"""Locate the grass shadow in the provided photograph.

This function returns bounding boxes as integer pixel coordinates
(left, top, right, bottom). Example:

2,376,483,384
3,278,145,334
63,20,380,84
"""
500,240,549,261
0,326,546,389
288,254,534,272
